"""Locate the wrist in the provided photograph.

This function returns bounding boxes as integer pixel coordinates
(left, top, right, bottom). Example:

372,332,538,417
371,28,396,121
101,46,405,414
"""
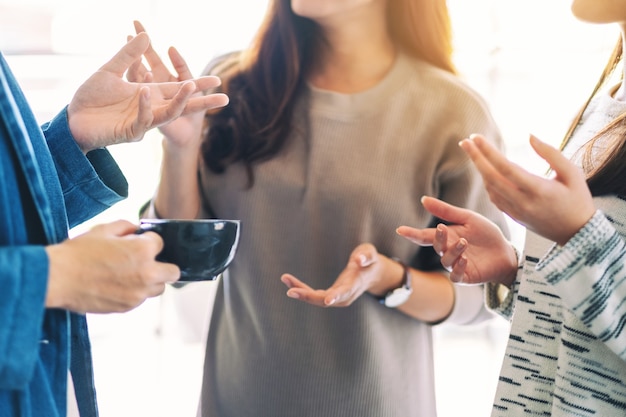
500,243,519,289
375,257,413,308
368,256,405,296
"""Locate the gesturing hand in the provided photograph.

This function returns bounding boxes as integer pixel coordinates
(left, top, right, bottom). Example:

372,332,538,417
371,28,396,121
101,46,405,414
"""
280,243,382,307
125,20,209,149
67,31,229,152
397,196,517,287
460,134,596,246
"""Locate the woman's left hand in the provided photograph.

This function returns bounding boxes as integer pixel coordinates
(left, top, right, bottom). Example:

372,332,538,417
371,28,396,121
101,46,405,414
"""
461,134,596,246
281,243,383,307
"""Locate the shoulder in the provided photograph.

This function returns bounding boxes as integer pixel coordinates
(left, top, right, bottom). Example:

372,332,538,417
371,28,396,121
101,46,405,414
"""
401,54,492,113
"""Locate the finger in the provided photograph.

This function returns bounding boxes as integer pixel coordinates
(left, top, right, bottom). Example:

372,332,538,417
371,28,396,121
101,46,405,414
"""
439,238,467,271
92,219,139,236
190,76,224,93
396,225,436,246
448,255,468,283
133,20,147,33
153,263,181,285
168,46,194,81
144,76,222,101
182,92,230,115
281,274,314,291
285,288,327,306
528,134,580,184
133,87,154,137
133,229,165,254
468,134,539,193
134,21,176,81
100,32,150,77
324,284,355,306
151,81,196,126
420,196,472,226
433,224,449,257
126,42,150,83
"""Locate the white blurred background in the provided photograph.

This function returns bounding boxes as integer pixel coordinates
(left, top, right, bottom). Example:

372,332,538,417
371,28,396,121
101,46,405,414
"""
1,0,618,416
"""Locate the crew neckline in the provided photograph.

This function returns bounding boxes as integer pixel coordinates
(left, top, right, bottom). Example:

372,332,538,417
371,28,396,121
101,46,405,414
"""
306,54,414,119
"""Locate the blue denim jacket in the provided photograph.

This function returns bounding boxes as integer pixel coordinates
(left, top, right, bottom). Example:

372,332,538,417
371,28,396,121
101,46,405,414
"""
0,53,127,416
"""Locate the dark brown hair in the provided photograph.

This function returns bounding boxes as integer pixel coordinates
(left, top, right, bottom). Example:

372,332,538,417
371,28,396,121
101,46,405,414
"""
201,0,456,185
561,38,626,197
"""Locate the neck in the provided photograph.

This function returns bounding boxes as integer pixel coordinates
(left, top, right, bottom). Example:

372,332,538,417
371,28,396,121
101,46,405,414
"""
308,5,396,93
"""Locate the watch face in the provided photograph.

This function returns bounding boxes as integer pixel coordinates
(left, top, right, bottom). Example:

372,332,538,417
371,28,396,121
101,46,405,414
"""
384,287,412,308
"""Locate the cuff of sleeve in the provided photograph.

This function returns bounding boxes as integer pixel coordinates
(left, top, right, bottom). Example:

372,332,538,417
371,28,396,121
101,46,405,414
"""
484,281,515,320
140,199,161,219
441,284,494,325
537,210,611,284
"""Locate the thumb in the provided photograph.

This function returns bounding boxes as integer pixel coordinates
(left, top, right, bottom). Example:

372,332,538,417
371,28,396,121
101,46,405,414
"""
529,134,581,183
100,32,150,77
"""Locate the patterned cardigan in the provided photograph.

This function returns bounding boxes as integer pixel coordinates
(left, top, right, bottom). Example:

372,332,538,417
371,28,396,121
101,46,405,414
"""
486,196,626,416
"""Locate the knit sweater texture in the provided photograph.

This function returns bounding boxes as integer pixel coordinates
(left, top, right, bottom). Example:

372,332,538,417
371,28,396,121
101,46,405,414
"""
197,53,508,417
487,89,626,416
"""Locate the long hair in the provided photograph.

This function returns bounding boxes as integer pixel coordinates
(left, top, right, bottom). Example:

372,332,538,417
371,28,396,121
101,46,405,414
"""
201,0,456,186
560,38,626,196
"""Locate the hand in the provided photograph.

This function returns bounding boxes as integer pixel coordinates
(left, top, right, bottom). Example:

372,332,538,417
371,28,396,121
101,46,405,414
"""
460,134,596,246
67,31,229,152
45,220,180,314
396,196,517,286
126,21,208,149
280,243,384,307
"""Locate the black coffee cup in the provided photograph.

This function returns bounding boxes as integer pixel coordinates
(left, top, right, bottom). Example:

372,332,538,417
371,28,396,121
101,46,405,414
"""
137,219,240,282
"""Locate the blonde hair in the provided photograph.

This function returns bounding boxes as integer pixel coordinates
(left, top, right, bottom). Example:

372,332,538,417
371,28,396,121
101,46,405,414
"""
561,38,626,196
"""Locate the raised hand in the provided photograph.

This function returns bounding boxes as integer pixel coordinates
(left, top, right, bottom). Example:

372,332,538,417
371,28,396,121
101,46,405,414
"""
45,220,180,314
67,31,228,152
396,196,517,286
460,134,596,246
126,20,209,148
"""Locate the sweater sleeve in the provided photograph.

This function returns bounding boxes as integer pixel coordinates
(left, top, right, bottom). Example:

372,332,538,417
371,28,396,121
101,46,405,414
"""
537,210,626,360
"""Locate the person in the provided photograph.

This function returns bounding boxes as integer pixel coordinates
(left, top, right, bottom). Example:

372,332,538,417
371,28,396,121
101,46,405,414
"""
397,1,626,415
0,32,228,417
131,0,509,414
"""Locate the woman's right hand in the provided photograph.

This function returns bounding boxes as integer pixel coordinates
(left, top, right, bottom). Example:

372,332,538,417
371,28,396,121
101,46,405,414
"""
127,20,224,149
396,196,518,287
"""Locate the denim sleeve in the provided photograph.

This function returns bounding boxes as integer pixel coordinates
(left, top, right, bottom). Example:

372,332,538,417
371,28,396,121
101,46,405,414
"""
42,108,128,228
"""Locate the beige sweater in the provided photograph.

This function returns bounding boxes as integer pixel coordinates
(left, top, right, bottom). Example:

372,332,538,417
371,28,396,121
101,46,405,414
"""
196,53,507,417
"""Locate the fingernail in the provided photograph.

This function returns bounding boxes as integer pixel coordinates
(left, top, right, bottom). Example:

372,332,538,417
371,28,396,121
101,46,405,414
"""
456,240,466,250
326,297,336,306
287,290,299,299
359,254,374,267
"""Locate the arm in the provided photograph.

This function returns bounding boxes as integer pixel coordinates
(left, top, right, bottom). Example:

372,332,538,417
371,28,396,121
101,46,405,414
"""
459,134,626,355
282,97,511,324
281,245,455,324
538,210,626,361
129,21,213,219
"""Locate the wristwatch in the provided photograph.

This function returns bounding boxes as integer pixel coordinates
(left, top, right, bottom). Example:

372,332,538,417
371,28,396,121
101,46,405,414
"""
379,258,413,308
